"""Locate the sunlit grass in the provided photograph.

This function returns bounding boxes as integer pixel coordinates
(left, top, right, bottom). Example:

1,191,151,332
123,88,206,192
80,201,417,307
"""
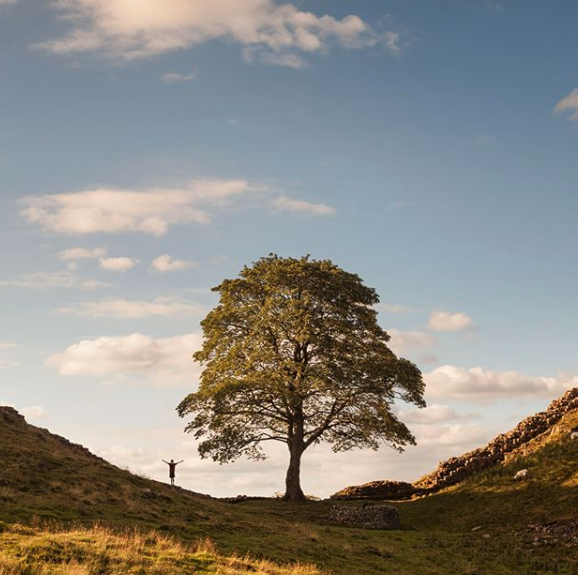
0,524,326,575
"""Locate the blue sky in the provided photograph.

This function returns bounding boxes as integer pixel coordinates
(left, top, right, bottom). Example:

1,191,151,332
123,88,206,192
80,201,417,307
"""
1,0,578,497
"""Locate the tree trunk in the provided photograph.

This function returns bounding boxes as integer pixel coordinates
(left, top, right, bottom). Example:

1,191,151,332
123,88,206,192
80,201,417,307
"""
284,444,306,502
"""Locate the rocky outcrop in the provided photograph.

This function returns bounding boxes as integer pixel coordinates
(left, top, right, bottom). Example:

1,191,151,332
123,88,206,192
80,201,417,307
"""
328,504,400,530
331,480,415,501
330,387,578,500
0,406,26,425
413,387,578,492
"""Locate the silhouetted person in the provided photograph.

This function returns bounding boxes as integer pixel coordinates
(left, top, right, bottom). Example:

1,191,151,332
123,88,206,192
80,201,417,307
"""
162,459,183,486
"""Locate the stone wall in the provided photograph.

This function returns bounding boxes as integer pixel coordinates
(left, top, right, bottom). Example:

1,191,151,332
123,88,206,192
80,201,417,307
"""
331,480,415,501
330,387,578,500
413,387,578,492
328,504,400,530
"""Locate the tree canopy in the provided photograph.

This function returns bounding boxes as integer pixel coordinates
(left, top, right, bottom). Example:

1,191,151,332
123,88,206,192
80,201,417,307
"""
178,255,425,501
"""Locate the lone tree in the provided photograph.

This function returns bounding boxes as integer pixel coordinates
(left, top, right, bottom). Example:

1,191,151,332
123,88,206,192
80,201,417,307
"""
178,255,425,502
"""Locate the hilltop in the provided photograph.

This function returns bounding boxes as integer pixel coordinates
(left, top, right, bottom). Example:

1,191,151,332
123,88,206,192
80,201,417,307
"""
332,387,578,500
3,394,578,574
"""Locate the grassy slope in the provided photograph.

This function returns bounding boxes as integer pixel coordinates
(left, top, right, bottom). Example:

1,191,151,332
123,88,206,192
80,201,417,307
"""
0,524,323,575
2,407,578,574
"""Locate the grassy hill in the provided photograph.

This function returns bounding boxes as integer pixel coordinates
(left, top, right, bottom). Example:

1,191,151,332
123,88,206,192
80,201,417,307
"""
2,401,578,574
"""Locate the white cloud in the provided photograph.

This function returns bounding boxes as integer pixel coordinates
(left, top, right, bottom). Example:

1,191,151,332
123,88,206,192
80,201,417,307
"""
150,254,198,273
425,365,578,403
60,297,206,319
36,0,399,67
0,269,110,290
272,195,336,216
412,422,488,449
554,88,578,122
428,310,474,332
376,303,414,314
387,329,435,355
21,406,47,420
0,342,17,349
161,71,198,83
20,179,267,236
46,332,203,387
99,256,138,272
398,404,458,425
59,247,106,260
397,403,480,425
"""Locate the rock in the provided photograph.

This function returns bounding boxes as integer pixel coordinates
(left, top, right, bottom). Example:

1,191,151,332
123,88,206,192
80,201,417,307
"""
514,469,529,481
328,504,400,530
333,387,578,499
330,480,415,501
411,387,578,493
0,407,26,425
471,526,482,532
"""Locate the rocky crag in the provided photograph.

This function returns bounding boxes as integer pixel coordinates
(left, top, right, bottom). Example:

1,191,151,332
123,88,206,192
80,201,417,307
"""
331,387,578,500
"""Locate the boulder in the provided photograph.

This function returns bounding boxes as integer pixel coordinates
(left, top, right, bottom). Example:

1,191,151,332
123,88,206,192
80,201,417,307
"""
514,469,529,481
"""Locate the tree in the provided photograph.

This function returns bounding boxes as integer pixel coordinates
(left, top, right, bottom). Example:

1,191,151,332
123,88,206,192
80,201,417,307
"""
177,255,425,502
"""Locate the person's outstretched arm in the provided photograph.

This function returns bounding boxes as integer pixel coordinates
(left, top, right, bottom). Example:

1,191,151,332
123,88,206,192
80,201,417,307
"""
162,460,169,464
176,460,184,465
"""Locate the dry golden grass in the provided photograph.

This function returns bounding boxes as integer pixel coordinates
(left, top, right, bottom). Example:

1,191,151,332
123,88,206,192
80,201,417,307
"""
0,524,328,575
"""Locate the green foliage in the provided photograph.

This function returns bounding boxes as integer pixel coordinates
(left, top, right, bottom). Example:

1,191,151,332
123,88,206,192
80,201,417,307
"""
178,255,425,499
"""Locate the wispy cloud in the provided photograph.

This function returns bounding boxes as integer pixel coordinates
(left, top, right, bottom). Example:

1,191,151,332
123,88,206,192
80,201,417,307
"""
412,422,488,449
398,403,480,425
35,0,401,68
150,254,198,273
0,342,17,349
21,179,333,236
21,179,254,236
383,31,401,56
427,310,475,332
554,88,578,123
425,365,578,403
375,303,414,314
60,297,206,319
47,333,203,387
99,256,139,272
272,195,336,216
161,71,198,84
387,329,435,355
58,247,106,260
0,269,110,290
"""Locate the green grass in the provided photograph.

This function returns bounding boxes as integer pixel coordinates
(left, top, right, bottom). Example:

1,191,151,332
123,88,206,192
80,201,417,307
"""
0,523,324,575
3,406,578,574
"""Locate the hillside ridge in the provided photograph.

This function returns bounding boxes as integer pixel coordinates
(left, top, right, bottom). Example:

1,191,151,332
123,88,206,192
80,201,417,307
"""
331,386,578,500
